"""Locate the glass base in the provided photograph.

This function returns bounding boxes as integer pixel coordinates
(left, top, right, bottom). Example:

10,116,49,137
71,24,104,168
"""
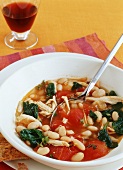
4,31,38,50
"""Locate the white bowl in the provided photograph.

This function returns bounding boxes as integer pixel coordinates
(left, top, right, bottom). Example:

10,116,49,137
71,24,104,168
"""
0,52,123,170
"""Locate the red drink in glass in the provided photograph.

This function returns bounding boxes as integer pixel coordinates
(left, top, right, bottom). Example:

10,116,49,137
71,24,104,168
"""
1,0,40,50
2,2,37,33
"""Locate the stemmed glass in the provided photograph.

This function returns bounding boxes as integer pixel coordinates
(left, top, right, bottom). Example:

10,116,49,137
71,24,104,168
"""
1,0,40,50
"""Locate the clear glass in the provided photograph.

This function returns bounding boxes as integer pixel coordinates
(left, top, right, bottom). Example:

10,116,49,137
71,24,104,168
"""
1,0,40,50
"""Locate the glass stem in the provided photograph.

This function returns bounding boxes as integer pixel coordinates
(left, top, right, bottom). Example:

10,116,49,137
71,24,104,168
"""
12,30,30,40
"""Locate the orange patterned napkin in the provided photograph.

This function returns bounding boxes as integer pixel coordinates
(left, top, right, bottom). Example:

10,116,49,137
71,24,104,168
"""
0,33,123,71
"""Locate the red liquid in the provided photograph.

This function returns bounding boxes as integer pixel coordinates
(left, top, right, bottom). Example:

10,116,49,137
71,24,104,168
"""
2,2,37,33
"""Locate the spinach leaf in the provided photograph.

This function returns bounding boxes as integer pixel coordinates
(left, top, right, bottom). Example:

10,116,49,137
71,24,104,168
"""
71,82,82,91
89,110,97,122
23,102,38,119
46,83,55,98
112,117,123,135
101,109,114,121
112,102,123,118
98,124,118,148
108,90,117,96
101,102,123,121
112,102,123,111
20,129,49,148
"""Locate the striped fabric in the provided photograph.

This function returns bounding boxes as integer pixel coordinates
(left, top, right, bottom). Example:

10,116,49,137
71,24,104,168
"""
0,33,123,71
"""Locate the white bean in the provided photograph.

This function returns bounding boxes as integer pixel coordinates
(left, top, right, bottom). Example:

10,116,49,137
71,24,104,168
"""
82,130,92,136
102,117,107,125
92,89,106,97
107,126,115,132
17,101,23,113
93,101,107,111
66,130,74,135
109,122,113,128
42,125,50,131
112,111,119,121
60,136,72,143
94,111,102,122
48,139,69,147
47,131,60,139
57,84,63,91
27,121,41,129
44,131,48,136
71,152,84,162
58,126,66,137
73,139,85,151
16,114,36,126
87,126,98,131
37,147,50,155
26,140,31,146
16,125,26,133
68,81,74,87
87,116,94,125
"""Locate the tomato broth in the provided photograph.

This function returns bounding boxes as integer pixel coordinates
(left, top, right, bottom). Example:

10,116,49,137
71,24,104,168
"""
15,77,123,162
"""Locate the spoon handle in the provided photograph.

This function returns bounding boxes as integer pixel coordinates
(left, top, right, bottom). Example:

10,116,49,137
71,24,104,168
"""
83,34,123,96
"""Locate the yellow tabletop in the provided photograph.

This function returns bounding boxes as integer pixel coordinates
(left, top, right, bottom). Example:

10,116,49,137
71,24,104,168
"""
0,0,123,63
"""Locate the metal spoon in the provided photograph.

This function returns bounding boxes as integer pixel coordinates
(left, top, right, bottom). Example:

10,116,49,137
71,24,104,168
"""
50,34,123,124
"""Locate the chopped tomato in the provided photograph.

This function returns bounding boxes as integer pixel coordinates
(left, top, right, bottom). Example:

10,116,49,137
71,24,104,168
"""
50,106,68,131
50,115,72,131
57,106,68,118
68,108,84,126
50,119,63,131
47,145,80,161
82,102,96,115
41,116,50,125
56,90,73,103
83,140,109,161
